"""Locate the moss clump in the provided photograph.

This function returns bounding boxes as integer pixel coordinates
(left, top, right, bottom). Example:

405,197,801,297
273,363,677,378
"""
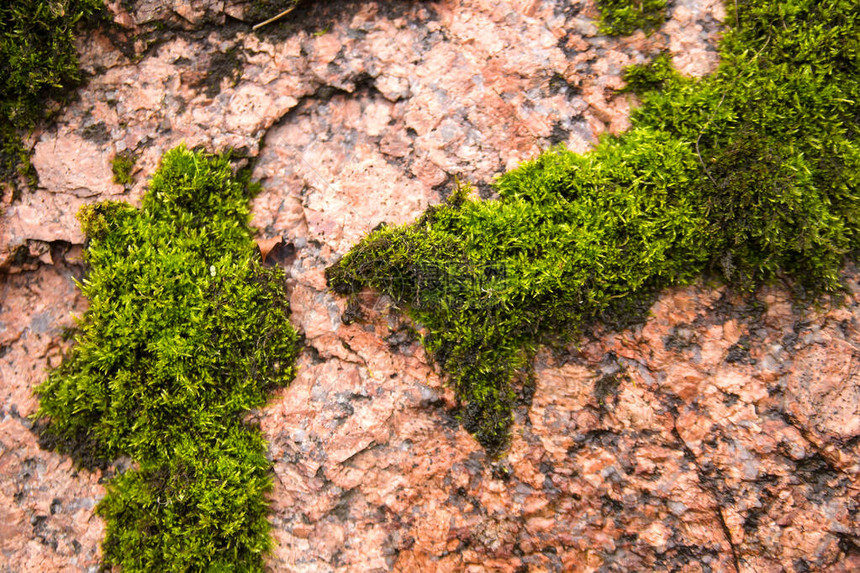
327,0,860,454
0,0,104,194
629,0,860,290
111,151,136,185
621,52,675,94
36,145,301,571
328,135,707,452
597,0,667,36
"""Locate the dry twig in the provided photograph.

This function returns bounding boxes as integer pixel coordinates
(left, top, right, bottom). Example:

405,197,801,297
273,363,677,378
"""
252,4,297,31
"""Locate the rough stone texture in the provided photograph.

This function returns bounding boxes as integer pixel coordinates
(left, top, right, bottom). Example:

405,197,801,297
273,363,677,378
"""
257,267,860,573
0,260,104,573
0,0,723,268
2,0,858,572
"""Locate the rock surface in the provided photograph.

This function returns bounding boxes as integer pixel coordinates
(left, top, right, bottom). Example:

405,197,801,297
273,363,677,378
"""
0,259,104,573
2,0,858,572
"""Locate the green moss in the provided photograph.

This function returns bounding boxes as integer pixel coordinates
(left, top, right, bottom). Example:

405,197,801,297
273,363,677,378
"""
99,428,274,573
622,52,676,94
328,134,707,452
36,145,301,571
327,0,860,454
0,0,105,195
111,151,136,185
597,0,667,36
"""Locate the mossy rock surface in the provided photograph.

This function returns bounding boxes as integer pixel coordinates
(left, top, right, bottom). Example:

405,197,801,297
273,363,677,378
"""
0,0,105,194
328,0,860,454
36,146,301,572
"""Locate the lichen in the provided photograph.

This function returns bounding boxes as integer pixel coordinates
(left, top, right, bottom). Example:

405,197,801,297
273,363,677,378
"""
327,0,860,454
36,145,301,572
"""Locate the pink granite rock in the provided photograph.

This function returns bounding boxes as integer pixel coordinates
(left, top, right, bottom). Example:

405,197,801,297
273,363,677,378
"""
0,262,104,573
2,1,857,572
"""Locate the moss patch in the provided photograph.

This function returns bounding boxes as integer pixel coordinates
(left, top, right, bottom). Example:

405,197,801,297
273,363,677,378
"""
111,151,136,185
327,0,860,454
36,146,301,571
0,0,105,195
597,0,667,36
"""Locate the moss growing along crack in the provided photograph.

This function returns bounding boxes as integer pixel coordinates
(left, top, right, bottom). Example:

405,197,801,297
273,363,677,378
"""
326,0,860,455
36,146,301,572
0,0,105,196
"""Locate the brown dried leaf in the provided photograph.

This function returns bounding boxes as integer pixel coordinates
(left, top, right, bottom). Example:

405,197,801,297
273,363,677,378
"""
256,236,283,264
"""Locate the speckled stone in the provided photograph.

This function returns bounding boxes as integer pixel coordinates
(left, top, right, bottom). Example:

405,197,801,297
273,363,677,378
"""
3,1,857,572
